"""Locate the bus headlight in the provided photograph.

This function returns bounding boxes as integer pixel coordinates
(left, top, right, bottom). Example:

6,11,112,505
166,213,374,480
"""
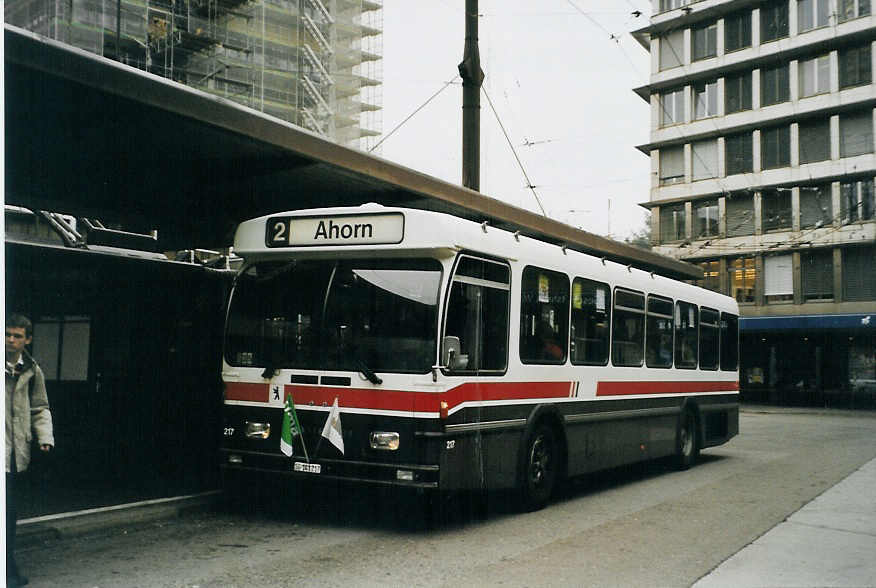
370,431,399,450
245,421,271,439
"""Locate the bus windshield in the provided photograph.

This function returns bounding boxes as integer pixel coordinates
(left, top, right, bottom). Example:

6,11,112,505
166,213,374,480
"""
225,258,442,374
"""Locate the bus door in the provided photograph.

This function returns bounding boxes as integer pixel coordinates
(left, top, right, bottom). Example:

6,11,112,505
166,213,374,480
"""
441,254,511,489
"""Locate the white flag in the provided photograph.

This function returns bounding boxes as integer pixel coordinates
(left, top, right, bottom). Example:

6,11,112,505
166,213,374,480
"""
321,397,344,455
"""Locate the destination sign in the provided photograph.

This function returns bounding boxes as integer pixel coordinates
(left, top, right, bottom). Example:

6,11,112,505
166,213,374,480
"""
266,213,405,247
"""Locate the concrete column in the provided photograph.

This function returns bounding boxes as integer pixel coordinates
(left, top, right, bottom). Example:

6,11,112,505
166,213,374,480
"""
651,206,661,245
792,250,803,305
789,0,799,38
753,129,763,172
650,93,660,132
685,200,693,240
791,122,800,167
718,195,727,236
717,16,725,56
717,77,726,117
830,114,840,160
832,181,842,227
683,28,692,66
650,149,660,190
789,59,800,102
833,247,843,302
752,68,762,110
830,50,839,93
752,8,761,47
755,254,765,305
792,187,801,231
718,136,727,176
684,84,692,124
754,191,763,235
719,257,729,295
684,143,693,183
650,36,660,75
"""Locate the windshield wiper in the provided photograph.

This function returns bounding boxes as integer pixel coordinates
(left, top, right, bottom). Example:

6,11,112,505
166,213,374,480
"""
357,360,383,385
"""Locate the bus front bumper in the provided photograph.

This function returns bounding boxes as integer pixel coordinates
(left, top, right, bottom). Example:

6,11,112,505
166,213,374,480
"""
219,448,440,489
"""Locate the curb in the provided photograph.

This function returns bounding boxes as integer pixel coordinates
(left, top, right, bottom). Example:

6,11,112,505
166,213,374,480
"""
16,490,222,546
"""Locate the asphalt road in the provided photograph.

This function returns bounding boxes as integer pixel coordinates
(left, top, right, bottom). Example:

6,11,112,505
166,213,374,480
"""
18,407,876,587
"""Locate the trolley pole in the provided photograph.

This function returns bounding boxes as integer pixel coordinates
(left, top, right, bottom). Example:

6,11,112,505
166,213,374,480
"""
459,0,484,191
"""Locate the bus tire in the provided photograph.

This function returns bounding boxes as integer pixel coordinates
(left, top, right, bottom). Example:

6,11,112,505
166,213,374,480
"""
518,423,557,511
675,408,699,470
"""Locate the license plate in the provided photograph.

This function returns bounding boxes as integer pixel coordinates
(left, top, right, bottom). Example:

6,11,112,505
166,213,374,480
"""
293,461,321,474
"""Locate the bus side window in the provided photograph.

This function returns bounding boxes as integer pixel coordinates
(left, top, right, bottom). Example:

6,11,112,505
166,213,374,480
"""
645,295,674,368
700,308,720,370
675,301,699,369
720,312,739,371
443,255,511,374
519,267,570,364
612,289,645,367
570,278,610,365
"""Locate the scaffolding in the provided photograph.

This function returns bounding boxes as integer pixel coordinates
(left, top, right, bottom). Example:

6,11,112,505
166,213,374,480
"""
5,0,383,148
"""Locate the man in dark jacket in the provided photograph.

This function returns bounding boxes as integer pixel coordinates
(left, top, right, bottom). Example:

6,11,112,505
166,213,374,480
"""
6,313,54,587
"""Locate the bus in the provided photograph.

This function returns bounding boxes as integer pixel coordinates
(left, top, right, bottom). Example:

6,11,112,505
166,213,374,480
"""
220,204,739,511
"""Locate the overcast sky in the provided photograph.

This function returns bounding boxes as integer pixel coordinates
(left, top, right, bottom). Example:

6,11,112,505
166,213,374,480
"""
376,0,654,239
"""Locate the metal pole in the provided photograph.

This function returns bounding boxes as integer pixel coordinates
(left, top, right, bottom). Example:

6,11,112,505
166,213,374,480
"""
458,0,483,191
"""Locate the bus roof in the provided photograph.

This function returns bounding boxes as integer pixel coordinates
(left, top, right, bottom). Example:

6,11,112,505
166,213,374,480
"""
237,205,701,281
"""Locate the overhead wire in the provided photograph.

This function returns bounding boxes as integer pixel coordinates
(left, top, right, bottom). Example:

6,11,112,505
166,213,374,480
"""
369,76,460,153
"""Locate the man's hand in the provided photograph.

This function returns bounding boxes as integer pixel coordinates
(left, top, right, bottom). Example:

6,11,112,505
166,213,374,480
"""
40,444,52,452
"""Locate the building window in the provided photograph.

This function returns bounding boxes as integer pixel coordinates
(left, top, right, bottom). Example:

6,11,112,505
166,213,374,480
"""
841,178,875,222
762,189,793,231
761,125,791,169
725,132,753,175
840,45,872,89
761,63,790,106
645,295,674,369
765,254,794,302
695,200,719,238
570,278,610,366
612,289,645,367
692,22,717,61
840,110,874,158
761,0,789,42
693,80,718,120
698,260,721,292
692,139,718,181
726,192,755,236
725,71,752,113
799,119,831,164
519,266,569,364
729,257,757,302
660,203,686,242
800,184,834,228
799,54,831,97
660,29,684,71
802,249,834,300
843,245,876,301
661,0,690,11
798,0,830,31
725,10,752,52
660,145,685,185
660,87,685,126
838,0,871,22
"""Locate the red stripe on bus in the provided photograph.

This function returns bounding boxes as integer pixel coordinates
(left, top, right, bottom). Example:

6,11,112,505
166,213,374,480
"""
225,382,269,402
596,381,739,396
280,381,572,413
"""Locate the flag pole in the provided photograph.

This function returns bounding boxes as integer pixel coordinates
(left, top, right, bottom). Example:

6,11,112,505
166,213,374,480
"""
287,393,309,463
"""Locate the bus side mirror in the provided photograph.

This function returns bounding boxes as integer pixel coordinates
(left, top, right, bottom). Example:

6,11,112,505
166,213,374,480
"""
441,336,461,370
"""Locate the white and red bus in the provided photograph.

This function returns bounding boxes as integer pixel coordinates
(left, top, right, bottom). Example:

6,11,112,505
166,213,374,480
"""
220,204,739,510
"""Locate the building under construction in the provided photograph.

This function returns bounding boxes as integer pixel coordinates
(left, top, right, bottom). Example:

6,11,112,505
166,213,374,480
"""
5,0,383,148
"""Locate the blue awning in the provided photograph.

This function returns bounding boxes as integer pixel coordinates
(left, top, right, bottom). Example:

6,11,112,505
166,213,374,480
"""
740,313,875,332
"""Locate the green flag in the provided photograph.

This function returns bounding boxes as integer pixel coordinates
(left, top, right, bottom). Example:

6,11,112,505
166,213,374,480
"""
280,393,308,461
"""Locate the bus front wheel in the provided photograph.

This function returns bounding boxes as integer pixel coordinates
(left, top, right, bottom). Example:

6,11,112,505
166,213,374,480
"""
518,423,557,511
675,409,699,470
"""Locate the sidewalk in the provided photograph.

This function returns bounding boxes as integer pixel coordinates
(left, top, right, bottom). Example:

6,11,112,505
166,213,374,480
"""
694,457,876,587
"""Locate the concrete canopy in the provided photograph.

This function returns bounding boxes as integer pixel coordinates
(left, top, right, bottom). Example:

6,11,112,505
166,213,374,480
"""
5,25,701,280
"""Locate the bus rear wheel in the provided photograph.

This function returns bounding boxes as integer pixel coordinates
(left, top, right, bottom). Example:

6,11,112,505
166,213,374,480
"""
518,424,557,511
675,409,699,470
